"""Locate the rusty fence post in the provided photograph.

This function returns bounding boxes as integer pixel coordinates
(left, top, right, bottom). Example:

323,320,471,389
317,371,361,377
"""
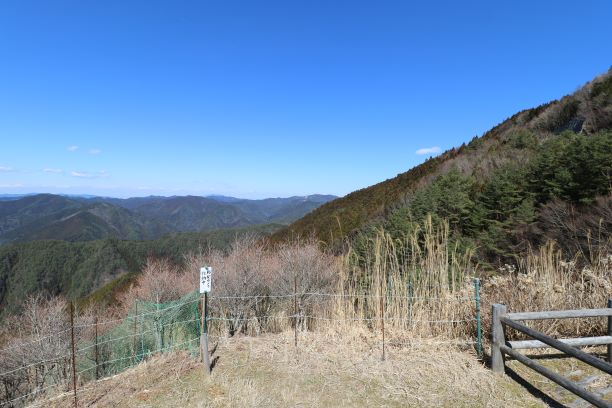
70,302,78,407
94,314,99,380
201,293,211,375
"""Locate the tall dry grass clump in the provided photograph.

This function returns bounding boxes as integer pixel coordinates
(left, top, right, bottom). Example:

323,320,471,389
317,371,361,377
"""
336,217,476,340
481,241,612,339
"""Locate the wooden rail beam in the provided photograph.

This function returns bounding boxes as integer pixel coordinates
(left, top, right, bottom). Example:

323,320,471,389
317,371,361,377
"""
509,335,612,350
500,345,611,408
507,308,612,321
501,316,612,375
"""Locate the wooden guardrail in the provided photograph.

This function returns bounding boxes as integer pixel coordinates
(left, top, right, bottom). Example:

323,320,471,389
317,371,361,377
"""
491,299,612,408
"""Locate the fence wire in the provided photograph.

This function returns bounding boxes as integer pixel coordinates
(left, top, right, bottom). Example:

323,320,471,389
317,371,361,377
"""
0,289,480,407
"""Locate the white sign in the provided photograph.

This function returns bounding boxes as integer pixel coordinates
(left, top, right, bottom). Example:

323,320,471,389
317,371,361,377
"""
199,266,212,293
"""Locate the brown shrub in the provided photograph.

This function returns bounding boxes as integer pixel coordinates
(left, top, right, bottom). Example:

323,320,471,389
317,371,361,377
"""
114,257,193,316
0,294,96,405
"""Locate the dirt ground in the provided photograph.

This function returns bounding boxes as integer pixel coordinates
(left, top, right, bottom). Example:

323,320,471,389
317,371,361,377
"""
30,330,547,408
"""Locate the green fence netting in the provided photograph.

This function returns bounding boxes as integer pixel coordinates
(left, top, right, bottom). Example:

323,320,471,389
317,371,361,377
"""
76,291,201,381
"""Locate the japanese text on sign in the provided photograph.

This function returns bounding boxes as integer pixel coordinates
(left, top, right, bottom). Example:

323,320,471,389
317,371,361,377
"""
200,266,212,293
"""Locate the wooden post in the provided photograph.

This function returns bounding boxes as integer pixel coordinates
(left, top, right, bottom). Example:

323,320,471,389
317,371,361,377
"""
94,315,99,380
491,303,507,374
294,275,298,349
607,299,611,363
70,302,78,407
201,293,211,375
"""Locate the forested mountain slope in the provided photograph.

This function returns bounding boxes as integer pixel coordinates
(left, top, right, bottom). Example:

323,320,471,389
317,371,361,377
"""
273,69,612,263
0,224,283,316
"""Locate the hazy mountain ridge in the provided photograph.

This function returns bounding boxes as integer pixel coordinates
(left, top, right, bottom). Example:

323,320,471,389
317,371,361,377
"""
0,194,336,245
133,196,254,232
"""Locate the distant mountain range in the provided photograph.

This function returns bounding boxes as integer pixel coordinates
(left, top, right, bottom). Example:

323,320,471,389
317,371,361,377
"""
0,193,336,245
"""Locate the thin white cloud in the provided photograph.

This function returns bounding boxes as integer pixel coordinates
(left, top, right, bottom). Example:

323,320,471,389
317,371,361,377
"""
0,166,14,172
67,145,79,152
71,171,95,178
89,148,102,155
415,146,441,155
0,183,23,188
70,169,109,178
43,168,63,173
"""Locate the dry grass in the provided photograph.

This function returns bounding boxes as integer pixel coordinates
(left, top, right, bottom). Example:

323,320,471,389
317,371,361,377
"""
481,242,612,341
336,219,475,339
30,331,543,408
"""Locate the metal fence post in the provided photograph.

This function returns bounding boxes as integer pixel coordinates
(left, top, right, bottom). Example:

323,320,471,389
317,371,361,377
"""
94,314,99,380
608,299,612,363
202,293,211,375
70,302,78,408
474,278,483,358
155,302,162,353
491,303,507,373
294,275,298,349
132,302,138,363
407,281,413,319
380,269,386,361
381,292,386,361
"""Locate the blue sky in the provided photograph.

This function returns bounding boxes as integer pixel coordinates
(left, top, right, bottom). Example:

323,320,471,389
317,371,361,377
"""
0,0,611,198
